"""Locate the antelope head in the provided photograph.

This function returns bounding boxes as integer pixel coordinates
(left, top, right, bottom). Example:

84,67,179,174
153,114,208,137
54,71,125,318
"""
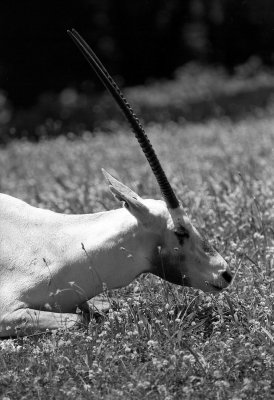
68,29,232,292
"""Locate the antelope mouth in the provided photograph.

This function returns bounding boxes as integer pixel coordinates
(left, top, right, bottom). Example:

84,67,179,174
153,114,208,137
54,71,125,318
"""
209,283,223,292
206,280,229,292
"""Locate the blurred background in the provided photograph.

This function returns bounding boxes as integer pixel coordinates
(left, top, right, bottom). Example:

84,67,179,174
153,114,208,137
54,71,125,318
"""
1,0,274,142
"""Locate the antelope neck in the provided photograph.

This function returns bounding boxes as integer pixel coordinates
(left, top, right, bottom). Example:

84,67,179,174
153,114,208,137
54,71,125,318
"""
62,208,162,296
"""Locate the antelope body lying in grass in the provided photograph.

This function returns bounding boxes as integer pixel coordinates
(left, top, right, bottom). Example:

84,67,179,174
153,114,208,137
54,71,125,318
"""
0,30,232,337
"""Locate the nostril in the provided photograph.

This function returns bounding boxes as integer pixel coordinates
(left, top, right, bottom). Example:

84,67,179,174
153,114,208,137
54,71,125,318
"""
221,270,232,283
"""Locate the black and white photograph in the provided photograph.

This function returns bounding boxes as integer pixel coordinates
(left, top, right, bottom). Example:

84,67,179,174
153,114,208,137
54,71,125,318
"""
0,1,273,399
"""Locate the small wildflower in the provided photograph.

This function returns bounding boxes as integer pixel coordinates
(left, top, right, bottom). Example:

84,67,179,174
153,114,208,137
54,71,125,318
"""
213,370,223,378
83,384,91,392
170,354,176,364
137,381,150,390
147,340,158,348
124,344,131,353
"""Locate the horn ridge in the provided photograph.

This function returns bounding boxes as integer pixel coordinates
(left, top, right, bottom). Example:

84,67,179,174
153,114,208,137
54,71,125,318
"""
67,29,180,210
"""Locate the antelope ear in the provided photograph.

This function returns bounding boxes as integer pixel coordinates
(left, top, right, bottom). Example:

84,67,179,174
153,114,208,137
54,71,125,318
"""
102,169,151,224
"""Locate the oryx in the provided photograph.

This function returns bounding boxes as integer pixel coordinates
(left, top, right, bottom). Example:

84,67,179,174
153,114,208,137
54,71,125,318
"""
0,30,232,337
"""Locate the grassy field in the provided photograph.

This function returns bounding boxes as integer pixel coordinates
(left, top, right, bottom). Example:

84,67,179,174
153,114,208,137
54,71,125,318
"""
0,74,274,398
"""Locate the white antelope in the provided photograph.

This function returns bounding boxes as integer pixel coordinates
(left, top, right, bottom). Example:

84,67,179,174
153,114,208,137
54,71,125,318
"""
0,30,232,337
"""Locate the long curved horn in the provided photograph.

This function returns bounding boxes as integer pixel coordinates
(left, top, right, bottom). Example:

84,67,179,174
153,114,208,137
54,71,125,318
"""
67,29,180,210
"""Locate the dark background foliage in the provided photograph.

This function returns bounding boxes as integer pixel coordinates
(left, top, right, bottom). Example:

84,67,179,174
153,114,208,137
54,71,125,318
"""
1,0,274,108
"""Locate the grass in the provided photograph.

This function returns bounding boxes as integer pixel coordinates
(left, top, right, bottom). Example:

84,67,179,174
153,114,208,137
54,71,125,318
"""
0,73,274,398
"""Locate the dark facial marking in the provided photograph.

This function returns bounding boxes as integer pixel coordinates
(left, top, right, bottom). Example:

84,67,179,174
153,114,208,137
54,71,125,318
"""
174,226,190,246
155,261,190,286
151,247,190,286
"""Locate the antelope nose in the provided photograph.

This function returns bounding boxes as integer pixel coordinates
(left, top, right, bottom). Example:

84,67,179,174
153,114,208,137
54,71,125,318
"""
221,270,232,284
